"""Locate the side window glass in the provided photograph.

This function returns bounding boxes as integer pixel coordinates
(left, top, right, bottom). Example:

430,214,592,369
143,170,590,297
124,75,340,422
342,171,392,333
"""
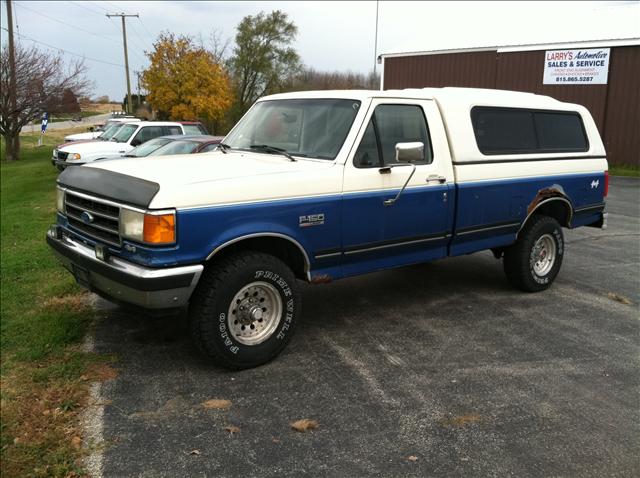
375,105,432,165
353,120,380,168
166,126,182,136
133,126,164,145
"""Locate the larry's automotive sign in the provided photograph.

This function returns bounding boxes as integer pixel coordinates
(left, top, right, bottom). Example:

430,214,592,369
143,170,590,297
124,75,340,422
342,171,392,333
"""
543,48,610,85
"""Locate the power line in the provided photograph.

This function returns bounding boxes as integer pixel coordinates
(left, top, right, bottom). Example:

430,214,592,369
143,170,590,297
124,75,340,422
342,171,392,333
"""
87,1,110,14
127,19,153,53
15,2,122,46
0,26,125,68
137,17,157,45
68,0,106,17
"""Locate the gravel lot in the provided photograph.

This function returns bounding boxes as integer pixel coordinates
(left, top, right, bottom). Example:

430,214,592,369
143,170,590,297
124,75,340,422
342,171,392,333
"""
89,177,639,477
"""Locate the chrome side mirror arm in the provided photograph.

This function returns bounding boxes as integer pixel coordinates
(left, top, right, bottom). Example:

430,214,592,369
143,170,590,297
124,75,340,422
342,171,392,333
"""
382,163,417,206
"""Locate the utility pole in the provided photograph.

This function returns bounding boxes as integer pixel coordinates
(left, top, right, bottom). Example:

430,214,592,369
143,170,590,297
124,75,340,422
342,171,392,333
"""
373,0,379,78
6,0,18,160
106,12,139,114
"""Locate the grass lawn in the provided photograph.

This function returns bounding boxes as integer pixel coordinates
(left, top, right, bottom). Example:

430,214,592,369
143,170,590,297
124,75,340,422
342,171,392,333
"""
1,130,111,477
609,164,640,177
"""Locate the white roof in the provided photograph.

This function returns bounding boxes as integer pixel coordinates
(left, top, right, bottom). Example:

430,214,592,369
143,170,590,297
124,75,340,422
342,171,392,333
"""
262,87,565,110
380,37,640,59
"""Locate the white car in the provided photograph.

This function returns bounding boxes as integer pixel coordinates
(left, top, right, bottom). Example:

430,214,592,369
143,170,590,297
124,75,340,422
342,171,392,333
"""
53,121,187,169
64,117,141,142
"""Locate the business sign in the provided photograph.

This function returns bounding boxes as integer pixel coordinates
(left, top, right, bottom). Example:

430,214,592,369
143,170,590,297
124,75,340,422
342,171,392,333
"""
543,48,610,85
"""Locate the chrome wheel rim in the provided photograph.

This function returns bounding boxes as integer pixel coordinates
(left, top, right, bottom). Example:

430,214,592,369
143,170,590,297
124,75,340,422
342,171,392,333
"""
531,234,556,276
227,281,282,346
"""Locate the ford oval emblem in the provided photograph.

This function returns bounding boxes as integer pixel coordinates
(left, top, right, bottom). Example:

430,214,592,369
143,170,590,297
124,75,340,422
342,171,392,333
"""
80,211,94,224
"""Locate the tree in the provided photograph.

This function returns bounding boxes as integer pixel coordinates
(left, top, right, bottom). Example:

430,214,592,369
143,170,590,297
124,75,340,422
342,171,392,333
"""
0,43,90,161
141,32,233,122
229,10,301,117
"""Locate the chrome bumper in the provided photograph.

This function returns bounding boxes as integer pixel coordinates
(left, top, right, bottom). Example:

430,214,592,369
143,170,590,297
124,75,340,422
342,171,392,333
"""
46,226,203,309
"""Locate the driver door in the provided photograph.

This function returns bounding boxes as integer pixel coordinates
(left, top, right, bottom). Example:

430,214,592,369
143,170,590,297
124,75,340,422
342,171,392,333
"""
340,99,454,277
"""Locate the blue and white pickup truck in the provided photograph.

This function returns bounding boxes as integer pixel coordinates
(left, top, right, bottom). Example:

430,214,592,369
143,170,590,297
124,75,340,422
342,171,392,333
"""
47,88,608,369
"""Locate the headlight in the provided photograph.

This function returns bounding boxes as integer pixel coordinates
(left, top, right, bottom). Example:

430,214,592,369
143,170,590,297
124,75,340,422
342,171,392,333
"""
56,187,65,212
68,153,81,160
120,208,176,245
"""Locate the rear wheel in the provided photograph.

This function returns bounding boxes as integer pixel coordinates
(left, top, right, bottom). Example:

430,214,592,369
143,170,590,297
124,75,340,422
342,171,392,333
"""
503,215,564,292
189,251,301,369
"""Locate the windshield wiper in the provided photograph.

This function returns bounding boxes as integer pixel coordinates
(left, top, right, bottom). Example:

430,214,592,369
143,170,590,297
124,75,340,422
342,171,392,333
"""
249,144,296,162
218,142,232,154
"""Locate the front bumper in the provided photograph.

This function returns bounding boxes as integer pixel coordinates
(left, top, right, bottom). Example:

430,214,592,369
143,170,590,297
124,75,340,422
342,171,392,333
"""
46,226,203,309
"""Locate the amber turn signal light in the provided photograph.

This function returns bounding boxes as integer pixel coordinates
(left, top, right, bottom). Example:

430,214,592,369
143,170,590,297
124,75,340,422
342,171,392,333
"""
143,213,175,244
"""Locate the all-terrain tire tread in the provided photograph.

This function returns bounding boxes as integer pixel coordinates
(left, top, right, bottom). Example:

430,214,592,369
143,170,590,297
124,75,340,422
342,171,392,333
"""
189,250,299,370
503,215,563,292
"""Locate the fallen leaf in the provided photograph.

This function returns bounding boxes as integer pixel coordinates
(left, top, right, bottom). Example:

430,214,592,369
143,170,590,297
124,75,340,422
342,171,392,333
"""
70,436,82,449
225,426,240,434
272,437,281,443
202,399,232,409
439,414,481,427
407,455,418,462
290,419,319,432
189,449,201,455
13,437,20,445
607,292,632,305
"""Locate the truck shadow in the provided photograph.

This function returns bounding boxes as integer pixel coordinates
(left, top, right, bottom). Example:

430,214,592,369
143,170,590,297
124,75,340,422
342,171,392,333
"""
93,252,509,366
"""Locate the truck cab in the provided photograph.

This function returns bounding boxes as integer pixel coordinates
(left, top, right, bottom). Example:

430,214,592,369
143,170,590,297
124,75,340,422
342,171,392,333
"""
47,88,608,369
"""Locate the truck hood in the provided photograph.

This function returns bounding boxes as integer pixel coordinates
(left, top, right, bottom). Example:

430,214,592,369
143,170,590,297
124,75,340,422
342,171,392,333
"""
58,140,130,155
64,132,100,141
85,150,340,209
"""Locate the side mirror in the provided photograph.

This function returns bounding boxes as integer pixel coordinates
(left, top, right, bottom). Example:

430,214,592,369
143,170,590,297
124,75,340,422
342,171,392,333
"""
395,142,424,163
88,127,95,132
130,139,141,147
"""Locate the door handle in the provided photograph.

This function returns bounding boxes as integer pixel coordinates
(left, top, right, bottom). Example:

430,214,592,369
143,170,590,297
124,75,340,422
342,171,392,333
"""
426,174,446,184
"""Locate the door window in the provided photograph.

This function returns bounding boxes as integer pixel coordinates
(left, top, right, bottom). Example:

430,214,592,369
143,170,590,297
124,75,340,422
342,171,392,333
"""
354,104,432,168
132,126,164,145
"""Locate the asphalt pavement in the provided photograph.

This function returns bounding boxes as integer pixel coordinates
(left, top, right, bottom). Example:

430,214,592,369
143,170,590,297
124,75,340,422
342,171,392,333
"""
88,177,639,478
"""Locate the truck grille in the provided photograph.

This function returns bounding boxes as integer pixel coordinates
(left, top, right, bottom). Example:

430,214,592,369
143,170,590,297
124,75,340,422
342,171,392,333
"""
64,191,121,247
57,151,69,160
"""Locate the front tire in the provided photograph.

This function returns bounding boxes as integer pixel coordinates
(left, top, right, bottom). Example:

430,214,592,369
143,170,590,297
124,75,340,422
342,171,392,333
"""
189,251,301,369
503,215,564,292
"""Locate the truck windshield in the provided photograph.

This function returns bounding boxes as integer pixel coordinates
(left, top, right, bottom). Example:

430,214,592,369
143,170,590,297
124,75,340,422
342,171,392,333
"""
111,124,138,143
224,99,361,160
99,123,122,140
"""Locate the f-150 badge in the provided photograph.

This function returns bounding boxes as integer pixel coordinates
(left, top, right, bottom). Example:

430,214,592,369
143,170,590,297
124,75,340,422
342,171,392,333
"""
299,214,325,227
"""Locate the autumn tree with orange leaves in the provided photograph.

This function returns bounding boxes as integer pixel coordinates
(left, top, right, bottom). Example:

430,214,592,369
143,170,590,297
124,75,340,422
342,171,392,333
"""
141,33,232,122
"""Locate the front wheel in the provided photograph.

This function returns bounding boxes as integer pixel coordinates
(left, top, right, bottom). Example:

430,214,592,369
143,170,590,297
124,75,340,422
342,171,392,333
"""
189,251,301,369
503,215,564,292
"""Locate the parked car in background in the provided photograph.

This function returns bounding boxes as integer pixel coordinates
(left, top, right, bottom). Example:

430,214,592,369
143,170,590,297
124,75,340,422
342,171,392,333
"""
179,121,209,135
95,135,222,161
53,121,187,169
64,117,141,142
117,135,222,159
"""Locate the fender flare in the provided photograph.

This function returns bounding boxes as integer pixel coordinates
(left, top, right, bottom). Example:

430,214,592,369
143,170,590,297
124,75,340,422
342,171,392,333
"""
205,232,312,281
519,196,574,233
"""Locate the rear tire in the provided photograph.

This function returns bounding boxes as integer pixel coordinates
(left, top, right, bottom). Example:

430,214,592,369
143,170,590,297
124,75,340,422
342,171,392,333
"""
503,215,564,292
189,251,301,370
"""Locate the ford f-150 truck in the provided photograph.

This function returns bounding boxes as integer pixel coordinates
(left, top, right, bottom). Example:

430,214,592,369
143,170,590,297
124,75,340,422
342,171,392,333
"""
47,88,608,369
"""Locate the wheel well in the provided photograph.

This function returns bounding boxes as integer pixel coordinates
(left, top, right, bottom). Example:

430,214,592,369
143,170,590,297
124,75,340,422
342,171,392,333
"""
208,236,309,281
525,198,572,229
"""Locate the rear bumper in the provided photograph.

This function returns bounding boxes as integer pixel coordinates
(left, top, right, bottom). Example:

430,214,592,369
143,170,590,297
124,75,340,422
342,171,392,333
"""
46,225,203,309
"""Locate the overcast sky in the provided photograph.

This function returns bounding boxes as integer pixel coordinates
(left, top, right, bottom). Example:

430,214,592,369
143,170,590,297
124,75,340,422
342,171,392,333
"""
1,1,639,100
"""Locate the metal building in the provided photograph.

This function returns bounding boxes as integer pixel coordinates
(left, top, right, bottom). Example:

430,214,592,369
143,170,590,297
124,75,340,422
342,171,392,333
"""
380,38,640,166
